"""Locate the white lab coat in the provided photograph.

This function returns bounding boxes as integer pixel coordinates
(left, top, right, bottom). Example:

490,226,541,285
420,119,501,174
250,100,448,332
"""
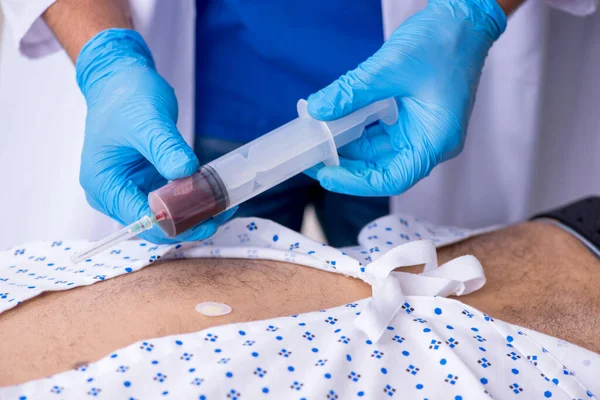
0,0,598,248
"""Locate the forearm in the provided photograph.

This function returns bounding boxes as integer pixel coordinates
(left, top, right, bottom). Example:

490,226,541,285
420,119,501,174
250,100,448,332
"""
42,0,132,62
496,0,527,15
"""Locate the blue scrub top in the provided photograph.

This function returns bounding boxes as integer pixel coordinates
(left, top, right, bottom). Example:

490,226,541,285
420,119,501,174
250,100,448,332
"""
195,0,383,143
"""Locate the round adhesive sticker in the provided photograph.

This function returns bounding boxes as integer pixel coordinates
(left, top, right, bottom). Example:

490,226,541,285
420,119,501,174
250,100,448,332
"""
195,302,232,317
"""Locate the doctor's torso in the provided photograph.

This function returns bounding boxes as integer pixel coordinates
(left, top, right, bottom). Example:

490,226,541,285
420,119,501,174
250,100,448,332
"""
194,0,384,144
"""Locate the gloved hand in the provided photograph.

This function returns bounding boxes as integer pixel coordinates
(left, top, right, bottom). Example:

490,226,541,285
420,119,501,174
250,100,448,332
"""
76,29,235,243
306,0,506,196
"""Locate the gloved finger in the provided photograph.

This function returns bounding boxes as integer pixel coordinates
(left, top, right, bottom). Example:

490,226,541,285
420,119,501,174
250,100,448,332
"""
85,179,178,244
162,206,239,243
122,158,170,194
303,162,325,181
130,118,200,181
315,158,389,196
145,170,169,194
172,206,239,241
137,229,181,245
95,174,236,244
171,221,220,243
316,150,419,197
118,181,182,244
307,52,402,121
81,176,145,227
337,123,395,162
211,206,239,225
138,210,235,244
86,192,175,244
304,123,391,181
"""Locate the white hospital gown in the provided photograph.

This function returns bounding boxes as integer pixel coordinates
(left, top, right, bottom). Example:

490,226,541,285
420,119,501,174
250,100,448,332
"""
0,214,598,400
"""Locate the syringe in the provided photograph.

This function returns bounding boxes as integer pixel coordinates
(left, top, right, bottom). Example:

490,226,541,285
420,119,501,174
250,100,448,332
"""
71,211,167,264
71,98,398,263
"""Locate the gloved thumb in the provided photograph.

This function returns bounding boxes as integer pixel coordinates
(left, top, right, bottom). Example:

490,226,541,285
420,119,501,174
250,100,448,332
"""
307,54,399,121
133,119,200,181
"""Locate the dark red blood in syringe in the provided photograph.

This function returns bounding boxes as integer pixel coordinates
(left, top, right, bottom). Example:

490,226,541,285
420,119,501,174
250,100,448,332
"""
148,166,229,238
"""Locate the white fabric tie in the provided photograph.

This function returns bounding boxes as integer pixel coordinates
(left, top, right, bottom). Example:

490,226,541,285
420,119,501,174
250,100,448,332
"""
355,240,485,342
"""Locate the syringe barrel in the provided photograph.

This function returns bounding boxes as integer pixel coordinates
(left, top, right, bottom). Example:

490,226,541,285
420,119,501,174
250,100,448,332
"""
148,117,329,237
148,98,398,238
148,165,229,238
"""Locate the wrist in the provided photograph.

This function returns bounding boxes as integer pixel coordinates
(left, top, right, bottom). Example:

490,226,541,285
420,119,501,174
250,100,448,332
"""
75,29,155,97
43,0,133,62
430,0,507,39
467,0,508,35
495,0,526,15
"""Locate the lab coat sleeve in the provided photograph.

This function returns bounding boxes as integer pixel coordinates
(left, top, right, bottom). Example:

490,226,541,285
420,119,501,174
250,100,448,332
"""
545,0,597,15
0,0,62,58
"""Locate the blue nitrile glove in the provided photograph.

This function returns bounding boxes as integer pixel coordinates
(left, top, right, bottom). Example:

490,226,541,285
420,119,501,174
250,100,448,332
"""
306,0,506,196
76,29,236,243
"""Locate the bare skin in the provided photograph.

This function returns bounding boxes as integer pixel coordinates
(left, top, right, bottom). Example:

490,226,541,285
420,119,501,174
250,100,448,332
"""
496,0,526,14
43,0,132,62
0,221,599,386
